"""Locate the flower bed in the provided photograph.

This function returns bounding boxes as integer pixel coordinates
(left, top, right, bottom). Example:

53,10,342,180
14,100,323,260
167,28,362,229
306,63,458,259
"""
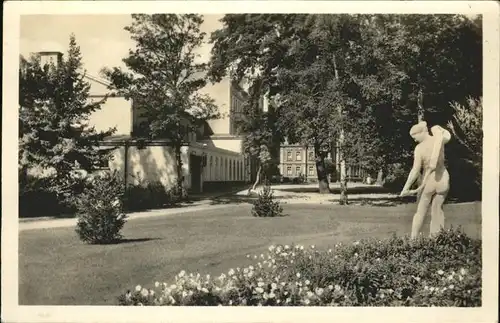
118,227,481,307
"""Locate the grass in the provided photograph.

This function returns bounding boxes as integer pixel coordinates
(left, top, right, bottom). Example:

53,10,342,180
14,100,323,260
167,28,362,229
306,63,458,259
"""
19,202,481,305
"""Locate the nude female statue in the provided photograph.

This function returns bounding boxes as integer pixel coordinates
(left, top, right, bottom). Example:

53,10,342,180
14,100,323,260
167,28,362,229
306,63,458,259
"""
400,121,452,239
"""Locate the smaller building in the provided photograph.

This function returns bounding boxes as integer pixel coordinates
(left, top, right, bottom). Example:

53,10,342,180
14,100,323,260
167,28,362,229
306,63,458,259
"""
278,143,367,182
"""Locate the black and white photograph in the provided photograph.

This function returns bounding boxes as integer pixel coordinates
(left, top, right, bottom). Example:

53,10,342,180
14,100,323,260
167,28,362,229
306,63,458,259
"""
2,1,499,323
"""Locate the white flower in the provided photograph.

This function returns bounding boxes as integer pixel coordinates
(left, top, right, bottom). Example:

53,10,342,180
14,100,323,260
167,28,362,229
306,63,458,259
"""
243,268,249,274
201,288,209,293
437,270,444,275
316,288,324,296
305,280,310,285
281,282,286,286
206,274,211,280
141,288,149,297
447,275,454,281
460,268,467,275
285,245,290,250
304,299,311,305
354,253,358,257
353,241,360,246
311,245,315,249
328,249,332,253
334,285,341,292
328,285,334,290
256,287,264,293
286,297,291,303
449,284,454,289
300,245,304,250
246,254,250,258
281,252,288,257
249,266,254,270
380,293,385,299
269,245,275,252
258,281,265,287
271,283,277,290
135,285,142,292
179,270,186,278
269,292,276,299
228,268,235,276
154,282,160,288
253,255,258,259
296,273,301,278
260,254,265,259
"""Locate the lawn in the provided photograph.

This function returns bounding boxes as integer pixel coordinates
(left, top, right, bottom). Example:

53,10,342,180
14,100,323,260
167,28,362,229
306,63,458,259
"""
19,202,481,305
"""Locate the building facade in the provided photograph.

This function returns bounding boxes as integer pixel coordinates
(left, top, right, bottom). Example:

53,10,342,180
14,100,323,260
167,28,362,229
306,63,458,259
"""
278,143,367,182
26,51,257,193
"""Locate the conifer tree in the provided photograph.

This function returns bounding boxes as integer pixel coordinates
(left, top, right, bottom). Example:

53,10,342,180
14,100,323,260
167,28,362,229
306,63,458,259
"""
19,34,115,198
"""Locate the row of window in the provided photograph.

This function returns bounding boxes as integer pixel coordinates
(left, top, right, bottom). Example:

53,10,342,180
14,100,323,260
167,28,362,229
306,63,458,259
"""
206,155,246,181
285,165,316,177
285,149,315,162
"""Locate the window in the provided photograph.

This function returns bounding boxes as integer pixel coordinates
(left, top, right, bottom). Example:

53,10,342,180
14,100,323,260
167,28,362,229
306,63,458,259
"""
286,150,293,161
308,151,315,161
308,165,315,176
296,151,302,161
296,166,301,176
287,166,292,176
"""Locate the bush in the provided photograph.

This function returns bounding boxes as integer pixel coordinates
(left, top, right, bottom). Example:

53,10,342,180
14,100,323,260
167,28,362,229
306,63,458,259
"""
123,181,178,212
19,173,78,218
383,163,411,192
75,171,127,244
251,185,284,218
118,227,481,306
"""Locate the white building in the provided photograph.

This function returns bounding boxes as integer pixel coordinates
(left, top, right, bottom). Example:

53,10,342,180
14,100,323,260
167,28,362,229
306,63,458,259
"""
29,51,257,194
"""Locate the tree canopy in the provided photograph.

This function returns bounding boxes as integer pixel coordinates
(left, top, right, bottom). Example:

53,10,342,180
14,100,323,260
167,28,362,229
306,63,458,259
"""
19,34,115,196
209,14,482,195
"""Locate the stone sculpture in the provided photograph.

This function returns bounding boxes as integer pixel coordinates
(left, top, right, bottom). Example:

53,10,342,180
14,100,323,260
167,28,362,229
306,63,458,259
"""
400,121,452,239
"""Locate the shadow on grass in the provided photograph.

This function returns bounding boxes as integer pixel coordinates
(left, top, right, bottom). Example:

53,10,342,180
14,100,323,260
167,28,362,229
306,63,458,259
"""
277,185,391,194
113,237,161,245
208,195,258,205
344,196,416,207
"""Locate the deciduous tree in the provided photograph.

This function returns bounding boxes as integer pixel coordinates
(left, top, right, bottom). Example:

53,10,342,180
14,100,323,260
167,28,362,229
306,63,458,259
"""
102,14,219,198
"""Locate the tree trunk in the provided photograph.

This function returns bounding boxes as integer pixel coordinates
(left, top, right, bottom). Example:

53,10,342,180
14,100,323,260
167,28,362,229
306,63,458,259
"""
376,168,384,185
338,134,348,205
249,165,262,194
417,89,424,122
314,146,330,194
174,144,187,200
339,166,348,205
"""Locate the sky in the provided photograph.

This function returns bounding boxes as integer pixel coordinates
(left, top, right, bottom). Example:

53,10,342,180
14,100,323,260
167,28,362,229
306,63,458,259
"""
20,14,225,77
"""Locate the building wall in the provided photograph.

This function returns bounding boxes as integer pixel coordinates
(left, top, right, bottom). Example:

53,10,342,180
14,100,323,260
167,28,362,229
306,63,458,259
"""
87,96,132,136
201,78,231,135
104,141,248,192
279,145,317,179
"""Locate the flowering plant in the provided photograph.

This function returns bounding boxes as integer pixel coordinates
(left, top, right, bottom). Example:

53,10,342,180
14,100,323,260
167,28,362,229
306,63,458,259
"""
118,227,481,306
